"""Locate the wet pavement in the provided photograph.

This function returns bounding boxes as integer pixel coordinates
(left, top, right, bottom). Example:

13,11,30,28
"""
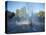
7,15,45,33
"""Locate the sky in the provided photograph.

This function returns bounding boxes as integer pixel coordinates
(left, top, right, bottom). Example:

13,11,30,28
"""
7,1,45,14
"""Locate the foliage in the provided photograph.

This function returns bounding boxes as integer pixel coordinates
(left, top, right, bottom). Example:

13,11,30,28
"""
36,11,45,17
5,10,15,19
15,7,26,17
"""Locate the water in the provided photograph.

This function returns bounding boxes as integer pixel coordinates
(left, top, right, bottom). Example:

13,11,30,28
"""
7,15,45,33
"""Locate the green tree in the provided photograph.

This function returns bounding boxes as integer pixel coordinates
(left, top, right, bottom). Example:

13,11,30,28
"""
36,11,45,17
15,9,20,16
15,7,26,17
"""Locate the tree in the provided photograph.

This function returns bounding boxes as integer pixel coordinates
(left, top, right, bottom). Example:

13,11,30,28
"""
36,11,45,23
21,7,26,17
16,7,26,17
15,9,20,17
5,10,15,19
36,11,45,17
